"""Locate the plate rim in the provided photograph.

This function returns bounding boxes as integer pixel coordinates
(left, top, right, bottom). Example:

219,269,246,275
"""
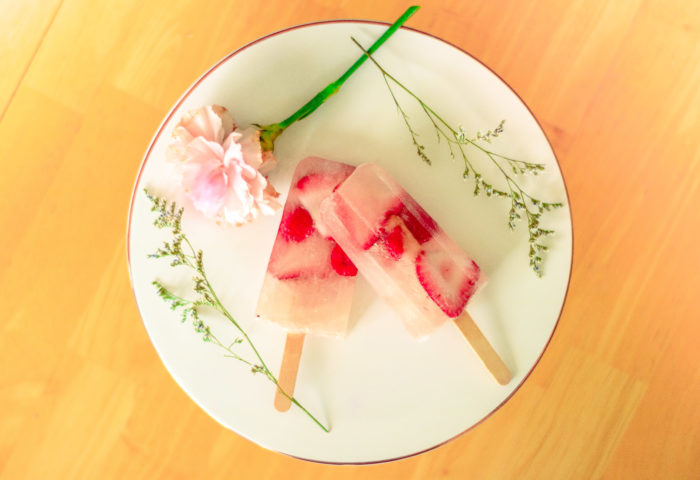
125,18,574,465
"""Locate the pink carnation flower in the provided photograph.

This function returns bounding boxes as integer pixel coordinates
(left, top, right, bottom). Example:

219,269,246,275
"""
167,105,281,225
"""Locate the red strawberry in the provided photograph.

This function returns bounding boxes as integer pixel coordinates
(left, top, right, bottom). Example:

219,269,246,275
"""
415,247,480,317
295,173,325,191
330,242,358,276
362,231,380,250
328,195,381,250
379,222,404,260
268,231,333,279
295,159,354,194
279,206,314,242
328,169,403,250
397,203,438,244
276,270,304,280
295,169,353,237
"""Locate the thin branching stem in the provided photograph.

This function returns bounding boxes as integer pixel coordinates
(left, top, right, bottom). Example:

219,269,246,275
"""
145,190,329,432
351,38,562,276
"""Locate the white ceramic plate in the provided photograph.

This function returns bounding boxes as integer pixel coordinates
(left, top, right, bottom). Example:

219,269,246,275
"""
127,20,572,464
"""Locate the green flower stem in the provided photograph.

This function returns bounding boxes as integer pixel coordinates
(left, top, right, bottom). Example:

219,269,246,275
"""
181,236,273,374
208,313,329,433
258,5,419,151
211,295,330,432
179,237,331,432
208,331,256,368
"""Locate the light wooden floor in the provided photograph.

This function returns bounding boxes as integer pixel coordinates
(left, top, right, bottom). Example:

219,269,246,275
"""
2,1,699,478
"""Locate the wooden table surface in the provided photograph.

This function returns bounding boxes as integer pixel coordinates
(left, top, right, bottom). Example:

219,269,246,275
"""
2,0,698,478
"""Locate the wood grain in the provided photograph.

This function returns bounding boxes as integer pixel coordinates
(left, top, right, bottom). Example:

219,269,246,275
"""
274,333,306,412
1,0,699,478
453,312,511,385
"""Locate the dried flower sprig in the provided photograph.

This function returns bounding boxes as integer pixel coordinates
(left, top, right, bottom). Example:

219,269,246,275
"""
145,190,328,432
352,39,563,276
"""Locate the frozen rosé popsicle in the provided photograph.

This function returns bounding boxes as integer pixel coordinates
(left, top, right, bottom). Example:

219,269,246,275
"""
320,163,510,384
256,156,358,410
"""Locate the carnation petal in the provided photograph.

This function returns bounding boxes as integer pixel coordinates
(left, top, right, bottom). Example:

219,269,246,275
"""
210,105,235,138
237,127,265,170
186,163,227,218
184,137,225,168
167,104,281,226
223,131,245,167
259,151,278,175
177,105,234,144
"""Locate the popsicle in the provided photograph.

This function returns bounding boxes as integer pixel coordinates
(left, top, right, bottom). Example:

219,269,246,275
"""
256,156,358,411
320,163,511,384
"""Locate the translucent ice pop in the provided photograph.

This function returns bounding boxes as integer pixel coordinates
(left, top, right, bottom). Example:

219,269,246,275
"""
256,156,358,409
320,163,510,384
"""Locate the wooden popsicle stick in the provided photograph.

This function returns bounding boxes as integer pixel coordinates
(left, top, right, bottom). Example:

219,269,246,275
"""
274,332,306,412
453,311,511,385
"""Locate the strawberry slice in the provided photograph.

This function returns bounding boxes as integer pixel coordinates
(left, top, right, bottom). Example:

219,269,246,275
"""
329,168,403,250
415,244,480,317
295,167,354,236
295,156,355,194
279,206,314,242
295,173,324,191
330,242,358,276
268,231,333,279
296,170,351,192
397,202,437,244
328,195,383,250
295,168,353,206
378,217,405,260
